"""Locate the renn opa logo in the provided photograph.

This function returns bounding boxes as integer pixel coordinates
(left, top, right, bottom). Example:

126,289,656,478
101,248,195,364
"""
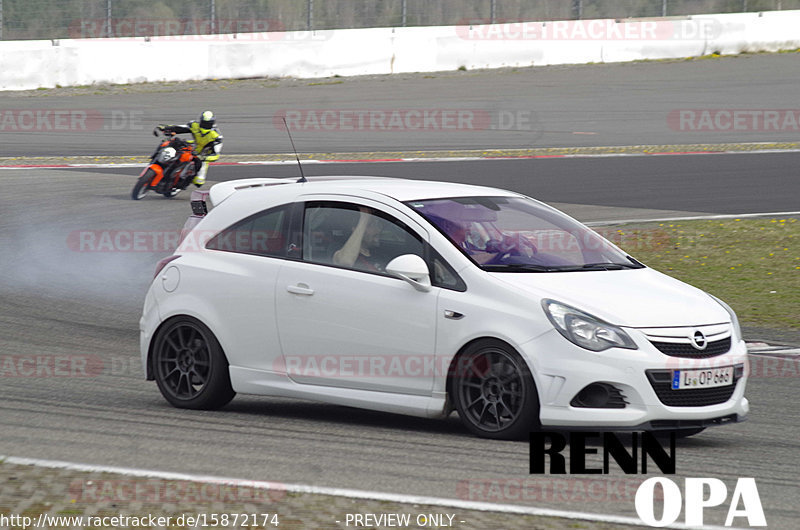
529,432,765,527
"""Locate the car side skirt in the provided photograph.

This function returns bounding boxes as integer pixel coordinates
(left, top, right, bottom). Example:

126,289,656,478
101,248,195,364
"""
229,366,449,419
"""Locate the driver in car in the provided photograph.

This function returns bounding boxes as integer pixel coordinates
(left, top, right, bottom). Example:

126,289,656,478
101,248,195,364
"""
434,217,495,264
333,208,384,272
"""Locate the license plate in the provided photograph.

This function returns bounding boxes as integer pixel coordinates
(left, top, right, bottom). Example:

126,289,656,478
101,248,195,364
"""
671,366,734,390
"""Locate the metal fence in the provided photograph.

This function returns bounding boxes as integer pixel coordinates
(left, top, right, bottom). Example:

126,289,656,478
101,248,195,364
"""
1,0,798,40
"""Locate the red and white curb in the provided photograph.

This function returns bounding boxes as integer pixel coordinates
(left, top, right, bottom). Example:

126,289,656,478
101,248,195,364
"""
3,146,800,169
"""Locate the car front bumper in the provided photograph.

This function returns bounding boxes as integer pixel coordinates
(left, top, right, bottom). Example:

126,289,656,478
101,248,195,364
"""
520,328,749,429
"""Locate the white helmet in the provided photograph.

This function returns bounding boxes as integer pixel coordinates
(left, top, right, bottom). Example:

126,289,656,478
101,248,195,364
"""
199,110,215,130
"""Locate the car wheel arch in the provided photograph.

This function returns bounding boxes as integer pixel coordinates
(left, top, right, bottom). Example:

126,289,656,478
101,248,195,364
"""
444,336,539,403
446,336,542,439
146,314,228,380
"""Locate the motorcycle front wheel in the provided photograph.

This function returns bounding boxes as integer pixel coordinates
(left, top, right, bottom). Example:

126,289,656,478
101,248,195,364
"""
131,169,155,200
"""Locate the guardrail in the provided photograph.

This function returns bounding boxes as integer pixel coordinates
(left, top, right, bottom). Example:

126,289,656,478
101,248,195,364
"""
1,10,799,91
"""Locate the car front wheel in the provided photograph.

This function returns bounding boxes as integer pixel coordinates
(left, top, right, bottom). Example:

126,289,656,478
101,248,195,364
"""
452,339,540,440
152,317,235,410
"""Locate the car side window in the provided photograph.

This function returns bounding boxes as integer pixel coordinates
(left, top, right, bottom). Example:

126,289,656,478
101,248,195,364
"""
302,202,424,275
206,205,291,257
427,244,467,292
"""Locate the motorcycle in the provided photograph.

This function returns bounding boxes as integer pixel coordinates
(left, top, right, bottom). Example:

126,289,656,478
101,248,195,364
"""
131,128,198,200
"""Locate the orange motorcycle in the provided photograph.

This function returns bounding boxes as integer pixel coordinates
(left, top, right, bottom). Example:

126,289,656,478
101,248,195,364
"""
131,128,198,200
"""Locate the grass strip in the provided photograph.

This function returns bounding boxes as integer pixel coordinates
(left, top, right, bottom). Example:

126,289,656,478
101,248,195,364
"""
606,217,799,329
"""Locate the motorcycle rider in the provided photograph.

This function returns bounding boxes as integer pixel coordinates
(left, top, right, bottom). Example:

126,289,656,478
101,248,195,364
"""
157,111,223,186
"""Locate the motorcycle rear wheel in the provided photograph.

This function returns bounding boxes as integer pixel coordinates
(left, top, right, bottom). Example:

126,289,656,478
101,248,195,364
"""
131,169,155,200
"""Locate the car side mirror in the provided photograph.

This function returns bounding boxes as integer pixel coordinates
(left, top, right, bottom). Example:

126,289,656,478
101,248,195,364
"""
385,254,431,292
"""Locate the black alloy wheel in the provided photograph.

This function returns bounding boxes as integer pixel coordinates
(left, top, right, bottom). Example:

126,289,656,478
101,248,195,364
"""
153,317,235,409
452,339,539,439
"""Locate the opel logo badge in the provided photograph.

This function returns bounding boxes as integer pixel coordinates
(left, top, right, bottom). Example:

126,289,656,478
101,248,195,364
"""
691,330,707,350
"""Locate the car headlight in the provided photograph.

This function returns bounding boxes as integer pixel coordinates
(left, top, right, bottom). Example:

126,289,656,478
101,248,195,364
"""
542,299,637,352
708,293,742,343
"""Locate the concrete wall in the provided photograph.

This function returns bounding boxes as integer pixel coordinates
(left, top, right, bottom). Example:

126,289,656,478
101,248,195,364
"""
2,11,799,91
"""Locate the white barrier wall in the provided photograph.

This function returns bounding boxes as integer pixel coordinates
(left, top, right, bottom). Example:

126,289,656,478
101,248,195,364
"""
2,11,800,91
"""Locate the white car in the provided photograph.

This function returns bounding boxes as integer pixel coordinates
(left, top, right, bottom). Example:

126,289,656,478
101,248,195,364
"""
140,176,749,439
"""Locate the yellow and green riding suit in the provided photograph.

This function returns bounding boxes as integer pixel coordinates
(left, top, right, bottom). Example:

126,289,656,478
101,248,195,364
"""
161,121,223,185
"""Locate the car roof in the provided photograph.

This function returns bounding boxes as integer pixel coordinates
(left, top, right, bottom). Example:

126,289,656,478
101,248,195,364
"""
209,176,522,207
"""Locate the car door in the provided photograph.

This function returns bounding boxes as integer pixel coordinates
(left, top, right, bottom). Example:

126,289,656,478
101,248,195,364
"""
275,198,439,396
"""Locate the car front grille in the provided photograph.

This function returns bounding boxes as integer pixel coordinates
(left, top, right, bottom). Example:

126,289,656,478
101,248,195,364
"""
646,368,741,407
650,337,731,358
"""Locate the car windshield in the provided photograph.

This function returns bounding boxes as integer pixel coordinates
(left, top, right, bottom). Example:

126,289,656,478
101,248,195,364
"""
407,196,644,272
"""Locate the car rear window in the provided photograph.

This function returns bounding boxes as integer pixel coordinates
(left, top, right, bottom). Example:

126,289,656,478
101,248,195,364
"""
206,205,290,257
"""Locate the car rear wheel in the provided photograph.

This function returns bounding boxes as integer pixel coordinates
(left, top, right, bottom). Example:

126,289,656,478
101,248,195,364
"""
452,339,540,440
152,317,235,410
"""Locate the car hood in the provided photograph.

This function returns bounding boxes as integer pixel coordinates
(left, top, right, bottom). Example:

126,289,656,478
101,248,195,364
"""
489,267,729,328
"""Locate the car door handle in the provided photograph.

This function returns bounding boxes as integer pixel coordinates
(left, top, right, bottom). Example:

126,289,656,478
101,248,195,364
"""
286,283,315,296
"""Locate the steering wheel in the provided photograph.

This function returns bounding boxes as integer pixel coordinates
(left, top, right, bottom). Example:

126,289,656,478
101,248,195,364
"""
486,235,534,264
482,239,511,265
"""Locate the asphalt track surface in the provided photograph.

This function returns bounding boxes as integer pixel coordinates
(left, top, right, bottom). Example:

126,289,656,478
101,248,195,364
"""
3,53,800,157
1,55,799,528
75,152,800,215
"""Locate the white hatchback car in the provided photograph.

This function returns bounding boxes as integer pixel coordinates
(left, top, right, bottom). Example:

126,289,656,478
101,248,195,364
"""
140,177,749,439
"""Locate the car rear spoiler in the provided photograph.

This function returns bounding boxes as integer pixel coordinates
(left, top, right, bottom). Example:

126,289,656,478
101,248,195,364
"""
207,175,388,207
208,178,293,207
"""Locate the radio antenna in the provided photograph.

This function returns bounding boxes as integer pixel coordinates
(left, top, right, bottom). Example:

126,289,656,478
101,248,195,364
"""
282,117,307,183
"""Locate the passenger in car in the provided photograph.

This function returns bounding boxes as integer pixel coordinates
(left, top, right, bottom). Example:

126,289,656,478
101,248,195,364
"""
332,207,384,272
